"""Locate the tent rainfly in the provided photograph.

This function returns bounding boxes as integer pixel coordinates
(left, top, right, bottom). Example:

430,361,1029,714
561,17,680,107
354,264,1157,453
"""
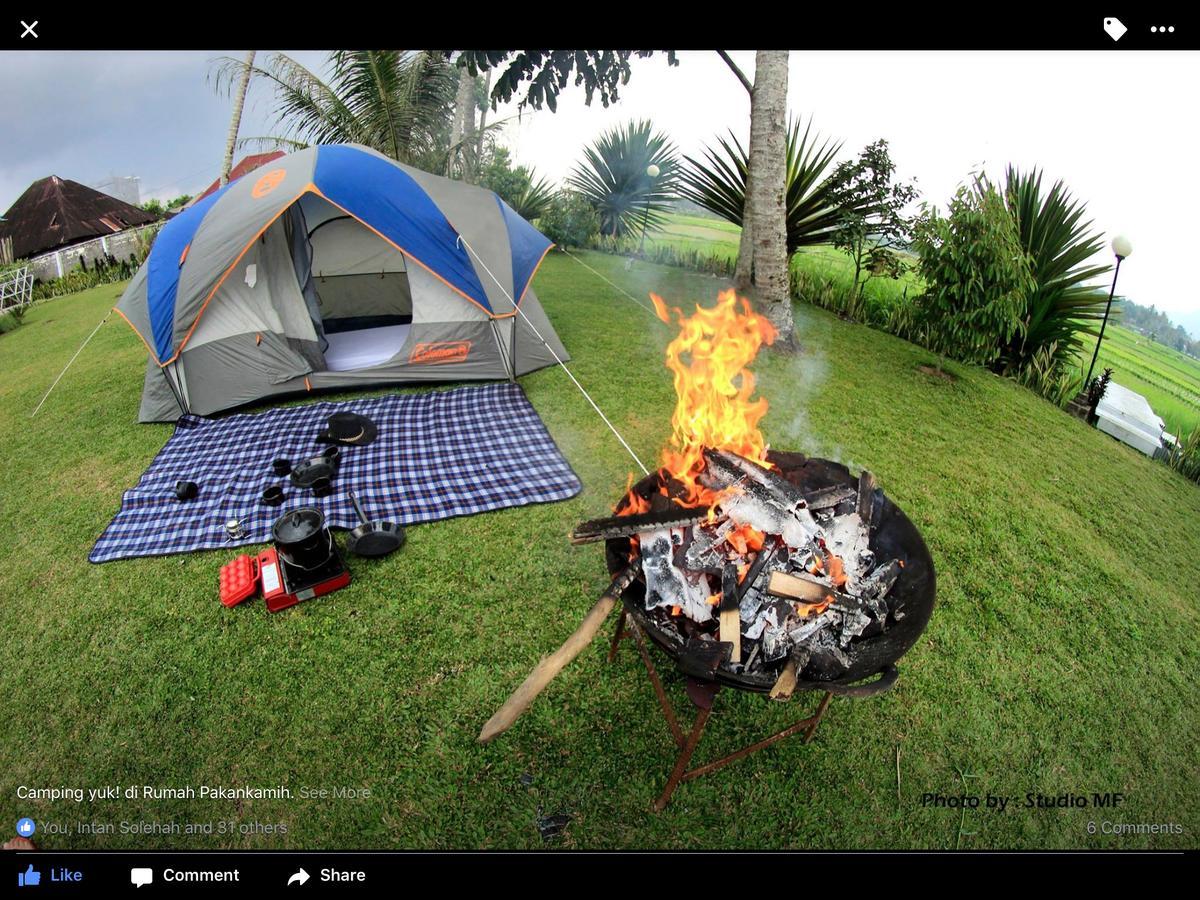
115,144,566,422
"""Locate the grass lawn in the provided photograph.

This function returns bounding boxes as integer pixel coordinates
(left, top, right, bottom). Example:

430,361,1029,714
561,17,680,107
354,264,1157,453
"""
1,252,1197,850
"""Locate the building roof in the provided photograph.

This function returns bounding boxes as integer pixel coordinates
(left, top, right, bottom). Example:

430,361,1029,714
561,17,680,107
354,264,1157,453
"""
191,151,286,204
0,175,159,260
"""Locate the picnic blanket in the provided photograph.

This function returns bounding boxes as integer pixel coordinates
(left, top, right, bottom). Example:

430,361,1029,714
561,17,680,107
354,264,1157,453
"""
90,383,582,563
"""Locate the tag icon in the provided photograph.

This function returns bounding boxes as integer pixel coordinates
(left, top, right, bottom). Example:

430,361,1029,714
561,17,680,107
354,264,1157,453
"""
1104,17,1127,41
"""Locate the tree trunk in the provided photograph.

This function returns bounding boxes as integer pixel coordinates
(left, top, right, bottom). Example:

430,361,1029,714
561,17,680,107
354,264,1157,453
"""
451,67,472,177
474,69,493,181
220,51,256,187
451,68,476,179
745,51,795,350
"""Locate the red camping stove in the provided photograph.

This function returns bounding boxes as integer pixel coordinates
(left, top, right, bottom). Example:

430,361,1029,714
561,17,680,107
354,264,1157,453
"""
219,546,350,613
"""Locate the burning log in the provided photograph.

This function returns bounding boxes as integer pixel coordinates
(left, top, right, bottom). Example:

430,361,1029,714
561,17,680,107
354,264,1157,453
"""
570,508,712,545
765,570,834,603
719,564,741,663
804,483,857,510
768,658,798,700
822,514,871,583
641,529,714,623
858,558,902,600
701,449,822,549
683,519,735,573
857,470,877,524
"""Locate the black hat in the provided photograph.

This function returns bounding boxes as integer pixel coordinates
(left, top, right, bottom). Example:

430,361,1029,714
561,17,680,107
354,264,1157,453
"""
317,411,378,446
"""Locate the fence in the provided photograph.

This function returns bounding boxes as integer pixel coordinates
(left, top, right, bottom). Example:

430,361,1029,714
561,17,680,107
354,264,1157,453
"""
25,222,165,283
0,265,34,312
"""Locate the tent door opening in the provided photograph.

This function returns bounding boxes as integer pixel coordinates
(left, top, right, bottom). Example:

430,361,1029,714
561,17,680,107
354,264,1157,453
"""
296,194,414,372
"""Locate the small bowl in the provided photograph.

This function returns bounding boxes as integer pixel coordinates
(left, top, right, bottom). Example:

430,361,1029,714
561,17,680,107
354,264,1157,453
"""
262,486,285,506
272,458,292,477
322,446,341,464
311,476,333,498
175,480,199,501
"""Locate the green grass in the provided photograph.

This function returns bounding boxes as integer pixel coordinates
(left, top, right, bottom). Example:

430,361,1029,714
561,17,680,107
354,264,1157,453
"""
1,255,1198,850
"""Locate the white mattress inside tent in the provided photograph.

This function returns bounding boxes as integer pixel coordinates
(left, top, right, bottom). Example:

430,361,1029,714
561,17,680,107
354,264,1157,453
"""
322,324,411,372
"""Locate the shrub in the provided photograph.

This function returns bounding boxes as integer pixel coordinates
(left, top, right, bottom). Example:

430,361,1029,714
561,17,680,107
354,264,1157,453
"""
911,173,1034,369
1164,425,1200,483
569,120,679,238
1013,341,1086,408
539,191,601,249
998,166,1112,374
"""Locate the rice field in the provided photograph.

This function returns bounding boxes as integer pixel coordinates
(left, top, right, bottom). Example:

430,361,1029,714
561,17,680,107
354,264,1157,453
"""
1085,323,1200,435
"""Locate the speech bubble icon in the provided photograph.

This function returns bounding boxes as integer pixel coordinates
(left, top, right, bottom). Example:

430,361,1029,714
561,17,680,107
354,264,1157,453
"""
131,867,154,887
1104,17,1127,41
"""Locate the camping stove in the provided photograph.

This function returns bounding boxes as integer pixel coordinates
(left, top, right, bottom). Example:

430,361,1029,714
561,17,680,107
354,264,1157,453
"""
260,544,351,613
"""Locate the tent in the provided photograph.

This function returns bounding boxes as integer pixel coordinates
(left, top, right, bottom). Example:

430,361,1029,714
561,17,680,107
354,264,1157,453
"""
116,144,566,422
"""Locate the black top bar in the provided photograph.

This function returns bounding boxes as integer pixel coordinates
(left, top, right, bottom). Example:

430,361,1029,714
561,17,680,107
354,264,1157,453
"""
3,11,1198,51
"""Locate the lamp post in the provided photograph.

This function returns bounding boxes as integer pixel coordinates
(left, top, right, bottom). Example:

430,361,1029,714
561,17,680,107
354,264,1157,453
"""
638,163,660,256
1084,234,1133,390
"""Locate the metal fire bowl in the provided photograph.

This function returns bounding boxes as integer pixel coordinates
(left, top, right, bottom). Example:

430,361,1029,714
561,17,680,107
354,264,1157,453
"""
605,451,936,695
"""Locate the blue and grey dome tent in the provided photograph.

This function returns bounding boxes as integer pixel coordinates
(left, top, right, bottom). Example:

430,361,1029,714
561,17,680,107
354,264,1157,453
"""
116,144,567,422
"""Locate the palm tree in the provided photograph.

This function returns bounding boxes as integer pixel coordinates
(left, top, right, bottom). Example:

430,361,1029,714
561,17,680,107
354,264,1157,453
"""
1000,166,1113,374
209,51,477,174
568,120,679,239
740,51,793,347
507,174,557,222
219,50,255,187
681,117,843,255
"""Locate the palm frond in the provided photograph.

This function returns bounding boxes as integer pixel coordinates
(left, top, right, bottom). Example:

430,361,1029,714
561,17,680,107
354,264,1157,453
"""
680,117,845,253
1001,165,1113,372
567,120,679,238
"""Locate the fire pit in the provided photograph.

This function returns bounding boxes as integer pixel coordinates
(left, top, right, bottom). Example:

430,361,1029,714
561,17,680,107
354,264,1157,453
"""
599,450,936,693
478,289,937,810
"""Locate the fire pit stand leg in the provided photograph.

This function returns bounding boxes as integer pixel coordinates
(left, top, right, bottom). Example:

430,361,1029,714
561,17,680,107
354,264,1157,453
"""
610,611,837,811
611,614,685,747
652,684,716,813
803,691,833,744
607,610,628,663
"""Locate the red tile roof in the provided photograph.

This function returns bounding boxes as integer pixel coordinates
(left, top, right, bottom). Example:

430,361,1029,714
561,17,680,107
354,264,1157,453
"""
192,151,287,203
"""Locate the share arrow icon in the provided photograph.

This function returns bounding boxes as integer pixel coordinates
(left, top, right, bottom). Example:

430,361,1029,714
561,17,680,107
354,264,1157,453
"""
288,868,311,886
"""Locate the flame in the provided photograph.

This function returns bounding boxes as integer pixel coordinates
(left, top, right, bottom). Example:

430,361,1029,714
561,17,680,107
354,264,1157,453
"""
649,290,777,507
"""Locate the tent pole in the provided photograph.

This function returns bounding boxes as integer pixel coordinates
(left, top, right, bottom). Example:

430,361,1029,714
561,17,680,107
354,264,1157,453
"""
488,319,514,383
509,314,518,381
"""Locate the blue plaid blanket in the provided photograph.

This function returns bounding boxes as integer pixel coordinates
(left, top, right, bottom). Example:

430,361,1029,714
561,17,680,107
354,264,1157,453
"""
90,383,581,563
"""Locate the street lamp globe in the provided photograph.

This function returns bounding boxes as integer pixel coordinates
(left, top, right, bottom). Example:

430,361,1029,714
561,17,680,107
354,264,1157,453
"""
646,164,660,178
1112,234,1133,259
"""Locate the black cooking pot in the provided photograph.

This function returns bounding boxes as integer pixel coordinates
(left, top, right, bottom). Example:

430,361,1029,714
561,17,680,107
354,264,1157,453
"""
605,451,936,696
271,507,334,570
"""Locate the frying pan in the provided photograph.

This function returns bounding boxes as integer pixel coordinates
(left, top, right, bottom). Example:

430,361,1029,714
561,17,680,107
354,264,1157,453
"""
346,490,406,558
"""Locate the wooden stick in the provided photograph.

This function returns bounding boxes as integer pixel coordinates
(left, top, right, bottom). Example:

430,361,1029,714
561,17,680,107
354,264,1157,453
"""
478,561,640,743
718,564,741,664
766,570,832,602
769,658,798,701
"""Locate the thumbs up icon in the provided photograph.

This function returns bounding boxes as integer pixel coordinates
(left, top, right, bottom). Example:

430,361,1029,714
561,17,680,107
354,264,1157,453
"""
18,864,41,886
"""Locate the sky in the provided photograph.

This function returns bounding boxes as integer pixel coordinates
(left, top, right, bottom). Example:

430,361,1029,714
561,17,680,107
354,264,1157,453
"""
2,49,1197,336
